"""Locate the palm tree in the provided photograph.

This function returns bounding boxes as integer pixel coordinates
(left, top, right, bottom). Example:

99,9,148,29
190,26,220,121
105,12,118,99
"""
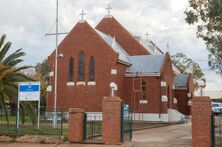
0,34,36,123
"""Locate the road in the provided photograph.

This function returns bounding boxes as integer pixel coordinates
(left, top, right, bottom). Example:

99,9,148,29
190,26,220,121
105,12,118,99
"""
0,123,192,147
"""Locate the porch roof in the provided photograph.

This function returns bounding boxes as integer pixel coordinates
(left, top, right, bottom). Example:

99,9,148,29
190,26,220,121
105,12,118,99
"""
125,55,164,75
173,75,189,88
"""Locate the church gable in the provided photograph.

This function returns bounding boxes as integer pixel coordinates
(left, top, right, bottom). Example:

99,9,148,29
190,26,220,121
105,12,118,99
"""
48,20,133,67
96,16,150,56
58,21,118,57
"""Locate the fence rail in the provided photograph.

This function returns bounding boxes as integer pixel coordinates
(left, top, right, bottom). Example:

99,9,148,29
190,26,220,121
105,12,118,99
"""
83,113,102,143
0,108,67,136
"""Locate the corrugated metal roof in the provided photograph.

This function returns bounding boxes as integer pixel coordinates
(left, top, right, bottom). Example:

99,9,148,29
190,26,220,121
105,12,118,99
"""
126,55,164,74
96,29,131,64
132,35,164,55
132,36,182,74
173,75,189,88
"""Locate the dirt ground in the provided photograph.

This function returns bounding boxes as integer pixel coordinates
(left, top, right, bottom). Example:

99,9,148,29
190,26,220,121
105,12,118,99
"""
0,123,192,147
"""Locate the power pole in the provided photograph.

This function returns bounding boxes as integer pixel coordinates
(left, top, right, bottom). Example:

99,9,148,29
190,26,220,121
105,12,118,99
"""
45,0,68,127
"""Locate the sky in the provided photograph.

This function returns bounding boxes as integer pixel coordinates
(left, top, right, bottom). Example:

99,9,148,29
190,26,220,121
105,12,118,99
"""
0,0,221,91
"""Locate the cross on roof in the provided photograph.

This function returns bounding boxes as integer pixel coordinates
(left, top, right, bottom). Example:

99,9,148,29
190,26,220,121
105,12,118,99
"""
145,32,150,42
106,4,112,15
79,9,86,20
167,41,170,52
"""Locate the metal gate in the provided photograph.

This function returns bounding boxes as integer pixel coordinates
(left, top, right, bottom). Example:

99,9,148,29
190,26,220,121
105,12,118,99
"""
121,103,132,142
83,113,102,143
212,112,222,146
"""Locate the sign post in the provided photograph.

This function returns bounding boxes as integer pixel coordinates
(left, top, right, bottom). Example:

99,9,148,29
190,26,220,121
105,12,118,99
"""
17,82,41,130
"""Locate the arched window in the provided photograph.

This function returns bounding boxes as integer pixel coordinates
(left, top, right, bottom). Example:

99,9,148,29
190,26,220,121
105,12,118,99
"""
68,57,74,81
89,56,95,81
142,80,147,99
78,51,85,81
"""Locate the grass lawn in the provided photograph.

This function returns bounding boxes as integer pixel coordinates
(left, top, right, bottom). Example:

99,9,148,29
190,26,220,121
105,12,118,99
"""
0,117,66,137
0,120,103,139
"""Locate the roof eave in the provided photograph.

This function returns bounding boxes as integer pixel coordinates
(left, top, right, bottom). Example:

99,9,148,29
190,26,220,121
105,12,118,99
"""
175,87,188,90
117,60,131,66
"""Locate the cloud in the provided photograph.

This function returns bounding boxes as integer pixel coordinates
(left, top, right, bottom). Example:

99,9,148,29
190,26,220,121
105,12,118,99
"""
0,0,220,90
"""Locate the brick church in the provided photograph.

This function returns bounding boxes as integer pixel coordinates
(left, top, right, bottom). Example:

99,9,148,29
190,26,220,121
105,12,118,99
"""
46,11,194,121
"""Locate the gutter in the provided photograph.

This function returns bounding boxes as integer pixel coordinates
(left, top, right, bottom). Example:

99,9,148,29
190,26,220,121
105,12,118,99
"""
117,60,131,66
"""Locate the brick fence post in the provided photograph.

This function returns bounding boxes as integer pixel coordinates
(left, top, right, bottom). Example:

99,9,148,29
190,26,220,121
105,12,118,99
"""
102,96,122,144
68,108,85,143
192,96,212,147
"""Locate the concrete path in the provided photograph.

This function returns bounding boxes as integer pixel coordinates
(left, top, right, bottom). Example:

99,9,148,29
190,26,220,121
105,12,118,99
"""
0,123,192,147
131,123,192,147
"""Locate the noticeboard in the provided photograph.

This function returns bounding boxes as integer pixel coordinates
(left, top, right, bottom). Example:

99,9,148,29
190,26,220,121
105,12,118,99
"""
18,82,40,101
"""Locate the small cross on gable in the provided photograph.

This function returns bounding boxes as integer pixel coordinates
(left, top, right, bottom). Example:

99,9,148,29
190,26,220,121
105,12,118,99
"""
145,32,150,42
106,4,112,16
167,41,170,52
79,9,86,20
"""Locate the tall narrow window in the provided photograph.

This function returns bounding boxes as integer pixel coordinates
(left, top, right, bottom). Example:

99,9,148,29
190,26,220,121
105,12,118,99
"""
89,56,95,81
142,80,147,99
68,57,74,81
78,51,85,81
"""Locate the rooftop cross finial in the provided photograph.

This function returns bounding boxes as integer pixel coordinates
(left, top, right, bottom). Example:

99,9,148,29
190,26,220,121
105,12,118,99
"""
106,4,112,15
145,32,150,42
79,9,86,20
167,41,170,52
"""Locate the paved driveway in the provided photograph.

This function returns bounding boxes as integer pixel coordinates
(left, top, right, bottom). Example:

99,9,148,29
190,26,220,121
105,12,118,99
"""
0,123,192,147
131,123,192,147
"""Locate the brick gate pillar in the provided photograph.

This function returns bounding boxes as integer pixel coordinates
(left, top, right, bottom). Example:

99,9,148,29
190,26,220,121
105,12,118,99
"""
68,108,85,143
102,96,122,144
192,96,212,147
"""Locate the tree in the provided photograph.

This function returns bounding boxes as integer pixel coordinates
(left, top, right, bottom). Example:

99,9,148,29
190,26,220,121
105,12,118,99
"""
185,0,222,74
172,53,205,90
0,34,36,123
35,59,50,109
23,59,50,110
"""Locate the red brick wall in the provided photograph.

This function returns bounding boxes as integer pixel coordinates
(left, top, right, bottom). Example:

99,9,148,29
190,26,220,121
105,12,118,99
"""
172,89,178,109
96,17,150,56
102,97,122,144
175,89,190,115
161,53,174,109
188,74,194,96
68,108,85,143
160,86,168,113
123,76,161,114
192,96,212,147
174,74,194,115
47,21,128,112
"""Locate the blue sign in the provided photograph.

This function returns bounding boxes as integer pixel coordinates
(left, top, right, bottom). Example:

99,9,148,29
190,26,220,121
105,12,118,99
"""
18,82,40,101
19,85,40,92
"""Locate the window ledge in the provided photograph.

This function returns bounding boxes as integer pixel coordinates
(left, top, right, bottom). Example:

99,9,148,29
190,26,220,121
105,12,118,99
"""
139,100,147,104
77,81,86,86
161,95,168,102
67,82,75,86
88,81,96,86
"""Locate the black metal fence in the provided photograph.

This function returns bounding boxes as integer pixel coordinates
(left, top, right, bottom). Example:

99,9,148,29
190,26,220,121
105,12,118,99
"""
211,112,222,146
83,113,102,143
0,108,67,136
121,103,132,142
